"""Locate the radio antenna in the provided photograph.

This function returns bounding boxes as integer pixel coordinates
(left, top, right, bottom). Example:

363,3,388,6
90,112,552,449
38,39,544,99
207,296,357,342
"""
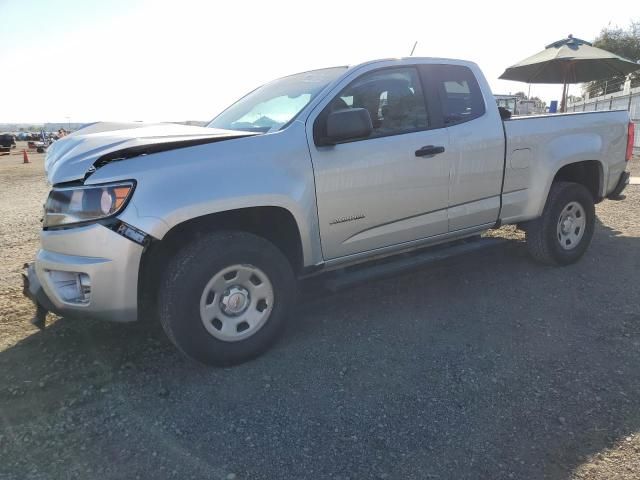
409,41,418,56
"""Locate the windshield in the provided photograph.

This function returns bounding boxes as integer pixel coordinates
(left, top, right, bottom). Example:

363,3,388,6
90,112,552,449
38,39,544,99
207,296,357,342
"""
207,67,347,133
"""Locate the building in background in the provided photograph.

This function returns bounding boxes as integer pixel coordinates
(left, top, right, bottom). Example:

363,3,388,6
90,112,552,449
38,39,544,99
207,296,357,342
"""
494,94,518,115
494,95,546,115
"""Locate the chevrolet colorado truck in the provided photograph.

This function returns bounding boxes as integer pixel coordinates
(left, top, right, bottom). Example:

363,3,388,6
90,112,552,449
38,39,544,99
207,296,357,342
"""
24,58,634,365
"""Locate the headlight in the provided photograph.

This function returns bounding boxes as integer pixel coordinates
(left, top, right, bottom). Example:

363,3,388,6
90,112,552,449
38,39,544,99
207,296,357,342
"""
43,181,135,228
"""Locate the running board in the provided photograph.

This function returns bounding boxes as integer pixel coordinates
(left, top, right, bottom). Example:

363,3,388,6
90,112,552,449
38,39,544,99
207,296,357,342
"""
321,237,509,292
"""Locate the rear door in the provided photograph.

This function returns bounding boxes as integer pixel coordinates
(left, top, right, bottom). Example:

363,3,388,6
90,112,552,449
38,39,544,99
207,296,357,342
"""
421,64,505,231
307,65,453,260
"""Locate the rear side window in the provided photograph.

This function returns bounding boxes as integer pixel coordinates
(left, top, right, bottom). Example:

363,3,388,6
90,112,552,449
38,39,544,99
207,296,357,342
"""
431,65,485,125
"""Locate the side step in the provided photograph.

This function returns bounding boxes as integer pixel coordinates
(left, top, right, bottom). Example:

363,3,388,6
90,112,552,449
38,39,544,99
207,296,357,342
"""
321,237,509,292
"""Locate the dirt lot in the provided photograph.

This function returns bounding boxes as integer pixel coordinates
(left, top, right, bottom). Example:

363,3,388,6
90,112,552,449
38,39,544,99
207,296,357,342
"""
1,142,640,479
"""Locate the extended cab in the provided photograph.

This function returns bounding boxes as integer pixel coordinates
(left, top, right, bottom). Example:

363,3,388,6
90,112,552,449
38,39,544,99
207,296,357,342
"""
24,58,634,365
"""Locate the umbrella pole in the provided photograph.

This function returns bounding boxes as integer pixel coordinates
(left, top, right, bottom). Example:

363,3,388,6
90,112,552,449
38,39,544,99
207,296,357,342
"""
560,64,569,113
560,82,568,113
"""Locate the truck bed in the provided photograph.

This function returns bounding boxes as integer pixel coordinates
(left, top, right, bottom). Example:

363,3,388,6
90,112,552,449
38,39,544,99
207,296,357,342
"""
499,110,630,224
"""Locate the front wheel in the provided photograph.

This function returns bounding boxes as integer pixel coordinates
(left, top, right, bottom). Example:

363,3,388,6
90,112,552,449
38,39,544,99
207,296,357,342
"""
159,231,296,366
524,181,595,265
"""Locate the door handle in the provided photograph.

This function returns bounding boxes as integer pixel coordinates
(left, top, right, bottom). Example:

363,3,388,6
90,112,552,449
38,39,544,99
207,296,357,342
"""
415,145,445,157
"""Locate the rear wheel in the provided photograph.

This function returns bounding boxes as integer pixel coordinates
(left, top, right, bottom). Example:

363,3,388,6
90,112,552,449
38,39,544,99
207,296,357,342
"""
524,181,595,265
159,231,296,366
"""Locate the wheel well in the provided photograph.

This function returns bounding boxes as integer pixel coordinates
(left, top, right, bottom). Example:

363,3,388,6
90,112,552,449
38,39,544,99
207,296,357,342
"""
553,161,602,202
137,207,303,320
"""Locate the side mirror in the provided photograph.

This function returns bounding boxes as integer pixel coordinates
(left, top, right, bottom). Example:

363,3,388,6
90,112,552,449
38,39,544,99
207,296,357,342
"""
324,108,373,144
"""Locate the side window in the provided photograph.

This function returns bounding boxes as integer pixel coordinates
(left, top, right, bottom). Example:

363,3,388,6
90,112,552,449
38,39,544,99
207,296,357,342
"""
432,65,485,125
326,67,429,139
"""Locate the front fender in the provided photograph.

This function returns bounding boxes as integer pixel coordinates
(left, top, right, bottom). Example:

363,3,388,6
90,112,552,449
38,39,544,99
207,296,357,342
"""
86,123,323,266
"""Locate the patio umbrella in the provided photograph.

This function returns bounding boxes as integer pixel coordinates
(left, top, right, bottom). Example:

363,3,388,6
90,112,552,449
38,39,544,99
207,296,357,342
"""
499,35,640,112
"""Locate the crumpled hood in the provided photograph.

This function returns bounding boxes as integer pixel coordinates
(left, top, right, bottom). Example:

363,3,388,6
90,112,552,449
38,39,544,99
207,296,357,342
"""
45,121,256,184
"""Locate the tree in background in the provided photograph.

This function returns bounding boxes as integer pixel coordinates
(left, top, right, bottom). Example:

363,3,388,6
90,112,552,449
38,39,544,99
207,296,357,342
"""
584,21,640,97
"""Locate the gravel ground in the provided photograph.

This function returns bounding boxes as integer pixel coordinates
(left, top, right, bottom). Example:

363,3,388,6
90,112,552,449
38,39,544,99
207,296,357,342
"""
1,144,640,479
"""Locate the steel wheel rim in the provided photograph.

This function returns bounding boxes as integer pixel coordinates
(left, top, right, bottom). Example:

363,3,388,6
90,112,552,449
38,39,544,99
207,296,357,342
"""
556,201,586,250
199,264,274,342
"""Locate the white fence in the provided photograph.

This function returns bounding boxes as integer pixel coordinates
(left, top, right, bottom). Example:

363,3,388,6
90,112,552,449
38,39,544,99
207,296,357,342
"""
567,88,640,153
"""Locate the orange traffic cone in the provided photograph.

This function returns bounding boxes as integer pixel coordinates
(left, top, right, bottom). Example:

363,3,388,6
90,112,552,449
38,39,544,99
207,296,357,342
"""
23,149,30,164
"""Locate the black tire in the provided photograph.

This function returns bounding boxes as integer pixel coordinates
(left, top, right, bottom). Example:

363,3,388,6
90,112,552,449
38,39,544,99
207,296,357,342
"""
524,181,595,265
159,231,296,366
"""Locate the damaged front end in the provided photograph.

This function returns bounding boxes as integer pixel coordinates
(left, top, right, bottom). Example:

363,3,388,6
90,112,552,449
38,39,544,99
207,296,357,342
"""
22,263,56,329
25,122,240,328
45,121,258,184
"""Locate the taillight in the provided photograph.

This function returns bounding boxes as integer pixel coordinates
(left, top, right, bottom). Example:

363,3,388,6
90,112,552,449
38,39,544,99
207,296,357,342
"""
626,122,635,162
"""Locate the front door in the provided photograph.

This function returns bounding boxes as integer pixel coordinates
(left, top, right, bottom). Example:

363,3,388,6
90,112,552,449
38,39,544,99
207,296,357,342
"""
307,66,452,260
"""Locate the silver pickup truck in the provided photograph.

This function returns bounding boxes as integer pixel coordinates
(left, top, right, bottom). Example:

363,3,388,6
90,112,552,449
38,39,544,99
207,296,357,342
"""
24,57,635,365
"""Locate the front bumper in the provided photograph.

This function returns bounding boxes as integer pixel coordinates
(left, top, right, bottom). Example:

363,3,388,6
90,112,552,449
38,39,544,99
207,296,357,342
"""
24,223,144,323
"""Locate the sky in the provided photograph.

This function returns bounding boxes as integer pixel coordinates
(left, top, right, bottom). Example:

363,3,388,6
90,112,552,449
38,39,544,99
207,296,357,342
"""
0,0,638,124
